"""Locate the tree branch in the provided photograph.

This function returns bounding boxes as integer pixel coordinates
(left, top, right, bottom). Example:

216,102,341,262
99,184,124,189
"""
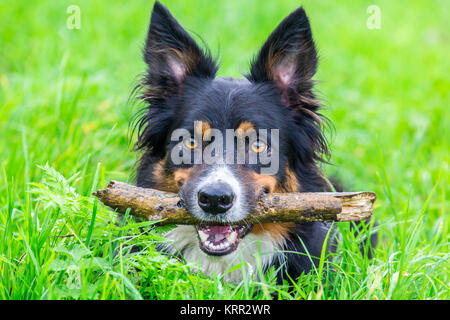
93,181,376,225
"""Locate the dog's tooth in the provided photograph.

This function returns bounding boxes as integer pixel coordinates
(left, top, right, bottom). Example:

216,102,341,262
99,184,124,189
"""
226,231,237,243
199,230,208,242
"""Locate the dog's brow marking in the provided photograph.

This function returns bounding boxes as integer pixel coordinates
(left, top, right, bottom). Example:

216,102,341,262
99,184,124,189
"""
235,125,257,139
194,120,211,136
237,121,255,132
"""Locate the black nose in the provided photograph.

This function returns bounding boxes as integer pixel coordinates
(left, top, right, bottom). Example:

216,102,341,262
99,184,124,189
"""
198,182,235,214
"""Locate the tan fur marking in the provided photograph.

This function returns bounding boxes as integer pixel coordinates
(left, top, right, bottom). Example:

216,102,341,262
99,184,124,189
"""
152,158,168,187
202,122,213,140
194,120,213,141
152,158,177,193
236,121,256,138
173,167,193,188
237,121,255,132
243,165,300,194
194,120,211,135
250,166,299,241
284,166,300,192
274,166,300,193
152,154,194,193
250,172,277,194
202,121,211,134
252,223,295,242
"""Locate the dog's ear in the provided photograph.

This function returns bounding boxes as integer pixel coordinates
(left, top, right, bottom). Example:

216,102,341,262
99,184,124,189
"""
143,2,217,98
247,7,318,106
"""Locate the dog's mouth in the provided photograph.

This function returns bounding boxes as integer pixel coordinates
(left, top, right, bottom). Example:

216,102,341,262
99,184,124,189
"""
196,224,252,256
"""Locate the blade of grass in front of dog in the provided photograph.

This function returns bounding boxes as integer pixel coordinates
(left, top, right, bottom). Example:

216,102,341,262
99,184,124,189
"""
85,199,98,247
0,171,15,299
86,162,102,247
376,141,397,218
391,182,440,297
89,162,102,195
405,182,438,253
116,208,132,251
22,127,35,245
315,222,335,299
78,152,92,195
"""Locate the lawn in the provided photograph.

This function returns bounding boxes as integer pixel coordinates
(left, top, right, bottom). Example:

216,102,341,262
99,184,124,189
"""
0,0,448,299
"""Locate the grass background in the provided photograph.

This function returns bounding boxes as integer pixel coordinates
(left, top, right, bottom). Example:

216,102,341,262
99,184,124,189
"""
0,0,448,299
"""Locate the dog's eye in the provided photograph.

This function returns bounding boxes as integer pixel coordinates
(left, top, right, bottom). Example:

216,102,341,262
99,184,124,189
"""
251,140,267,153
183,137,198,150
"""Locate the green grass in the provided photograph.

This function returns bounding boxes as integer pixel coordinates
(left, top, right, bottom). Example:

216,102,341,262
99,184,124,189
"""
0,0,448,299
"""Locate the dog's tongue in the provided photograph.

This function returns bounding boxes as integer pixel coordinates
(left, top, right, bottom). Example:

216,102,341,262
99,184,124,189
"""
203,225,232,242
211,226,231,242
209,225,231,234
197,224,250,255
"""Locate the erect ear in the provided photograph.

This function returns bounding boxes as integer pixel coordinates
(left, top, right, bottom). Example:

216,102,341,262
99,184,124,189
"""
247,7,318,106
143,2,217,98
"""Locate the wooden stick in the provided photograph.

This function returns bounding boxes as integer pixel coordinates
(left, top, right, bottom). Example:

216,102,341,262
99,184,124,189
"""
93,180,376,225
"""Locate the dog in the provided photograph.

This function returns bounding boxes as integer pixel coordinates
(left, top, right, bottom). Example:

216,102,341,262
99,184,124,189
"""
131,2,373,284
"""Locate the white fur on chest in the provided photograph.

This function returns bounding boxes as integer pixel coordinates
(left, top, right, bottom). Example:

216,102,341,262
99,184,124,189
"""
160,225,285,283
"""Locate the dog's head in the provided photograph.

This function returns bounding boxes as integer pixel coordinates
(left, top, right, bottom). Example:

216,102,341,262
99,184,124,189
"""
133,2,329,257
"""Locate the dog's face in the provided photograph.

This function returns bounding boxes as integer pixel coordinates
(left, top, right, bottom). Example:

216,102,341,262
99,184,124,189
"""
134,2,328,258
162,78,293,255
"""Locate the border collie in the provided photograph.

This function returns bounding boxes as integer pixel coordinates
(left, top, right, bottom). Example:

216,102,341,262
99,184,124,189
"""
131,2,368,284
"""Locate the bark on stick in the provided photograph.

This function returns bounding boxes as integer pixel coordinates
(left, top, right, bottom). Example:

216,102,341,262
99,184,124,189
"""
93,180,376,225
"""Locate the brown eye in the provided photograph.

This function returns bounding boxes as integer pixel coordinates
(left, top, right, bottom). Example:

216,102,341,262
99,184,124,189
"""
183,137,198,150
251,140,267,153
